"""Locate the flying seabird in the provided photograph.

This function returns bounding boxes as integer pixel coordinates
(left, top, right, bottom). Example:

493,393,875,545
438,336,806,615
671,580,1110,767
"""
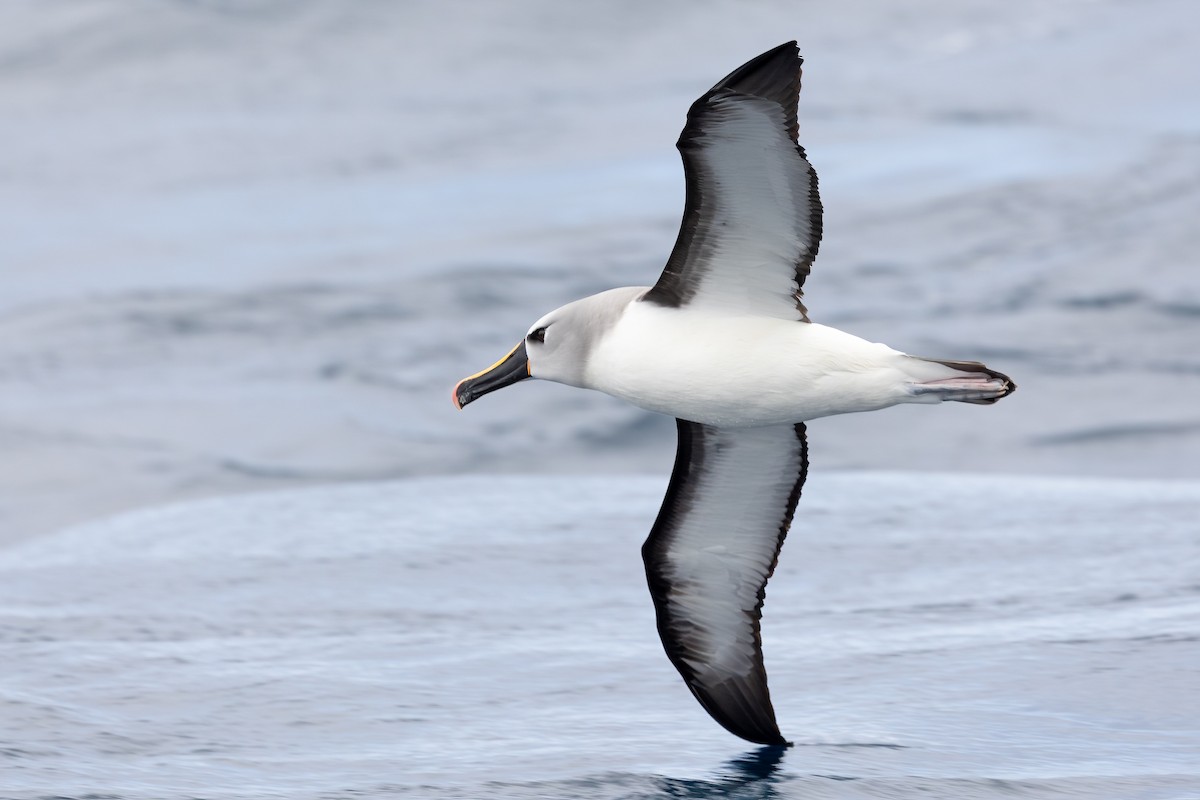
452,41,1014,746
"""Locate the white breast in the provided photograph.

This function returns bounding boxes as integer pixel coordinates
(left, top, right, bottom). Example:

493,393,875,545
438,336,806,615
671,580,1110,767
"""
585,301,913,427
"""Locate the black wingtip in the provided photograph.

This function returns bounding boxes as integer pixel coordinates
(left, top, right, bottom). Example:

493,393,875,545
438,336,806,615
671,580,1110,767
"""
684,677,788,746
690,41,804,144
703,41,801,98
760,735,792,748
746,735,789,747
722,727,789,747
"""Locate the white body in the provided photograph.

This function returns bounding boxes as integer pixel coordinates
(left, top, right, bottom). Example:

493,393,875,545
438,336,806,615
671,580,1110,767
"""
585,295,948,427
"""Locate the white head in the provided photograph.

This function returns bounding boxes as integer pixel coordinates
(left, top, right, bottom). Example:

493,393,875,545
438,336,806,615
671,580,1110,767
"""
453,286,644,408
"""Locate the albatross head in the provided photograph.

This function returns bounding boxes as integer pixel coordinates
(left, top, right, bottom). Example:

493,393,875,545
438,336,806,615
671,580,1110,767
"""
452,286,643,409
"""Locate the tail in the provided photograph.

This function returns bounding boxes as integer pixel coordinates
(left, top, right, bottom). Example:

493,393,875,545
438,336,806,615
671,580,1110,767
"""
906,357,1017,405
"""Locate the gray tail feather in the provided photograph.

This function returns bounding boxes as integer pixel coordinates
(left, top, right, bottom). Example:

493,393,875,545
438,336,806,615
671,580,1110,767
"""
916,357,1017,405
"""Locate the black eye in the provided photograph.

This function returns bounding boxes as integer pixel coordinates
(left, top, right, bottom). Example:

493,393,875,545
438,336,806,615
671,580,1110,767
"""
528,327,547,344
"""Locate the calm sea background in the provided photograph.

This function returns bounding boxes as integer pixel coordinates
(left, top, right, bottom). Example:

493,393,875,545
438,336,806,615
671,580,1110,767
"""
1,2,1198,798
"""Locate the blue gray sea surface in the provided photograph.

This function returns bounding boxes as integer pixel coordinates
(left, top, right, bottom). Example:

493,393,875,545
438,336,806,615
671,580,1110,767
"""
1,1,1199,798
2,474,1198,799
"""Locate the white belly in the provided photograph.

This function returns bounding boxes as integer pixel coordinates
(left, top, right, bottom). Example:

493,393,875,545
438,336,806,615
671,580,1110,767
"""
585,303,915,427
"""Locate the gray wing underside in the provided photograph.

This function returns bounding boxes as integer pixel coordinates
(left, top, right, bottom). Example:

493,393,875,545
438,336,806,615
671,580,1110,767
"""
641,41,823,321
642,420,808,745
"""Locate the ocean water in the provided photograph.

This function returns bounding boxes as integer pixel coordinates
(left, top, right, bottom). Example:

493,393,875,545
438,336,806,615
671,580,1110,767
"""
2,473,1198,798
2,2,1200,797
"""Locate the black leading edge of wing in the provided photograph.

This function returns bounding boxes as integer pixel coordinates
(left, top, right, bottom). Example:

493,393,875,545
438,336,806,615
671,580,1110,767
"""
642,41,823,320
642,420,809,745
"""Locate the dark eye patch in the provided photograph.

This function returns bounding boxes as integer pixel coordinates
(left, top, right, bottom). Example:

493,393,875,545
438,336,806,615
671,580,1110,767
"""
529,327,547,344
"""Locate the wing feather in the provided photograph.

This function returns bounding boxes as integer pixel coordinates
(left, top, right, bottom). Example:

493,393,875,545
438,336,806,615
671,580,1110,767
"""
642,420,808,745
642,41,822,320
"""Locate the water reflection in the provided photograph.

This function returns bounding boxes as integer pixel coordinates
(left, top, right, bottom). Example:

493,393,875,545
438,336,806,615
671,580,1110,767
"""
655,745,789,798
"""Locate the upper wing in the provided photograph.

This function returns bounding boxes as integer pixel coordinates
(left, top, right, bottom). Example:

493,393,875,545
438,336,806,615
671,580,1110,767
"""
641,41,823,321
642,419,808,745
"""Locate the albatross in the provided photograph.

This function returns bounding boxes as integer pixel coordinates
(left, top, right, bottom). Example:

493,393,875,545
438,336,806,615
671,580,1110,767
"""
451,41,1015,746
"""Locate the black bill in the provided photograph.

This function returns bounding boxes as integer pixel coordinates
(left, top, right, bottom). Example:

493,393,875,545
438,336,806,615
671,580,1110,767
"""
452,341,531,409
